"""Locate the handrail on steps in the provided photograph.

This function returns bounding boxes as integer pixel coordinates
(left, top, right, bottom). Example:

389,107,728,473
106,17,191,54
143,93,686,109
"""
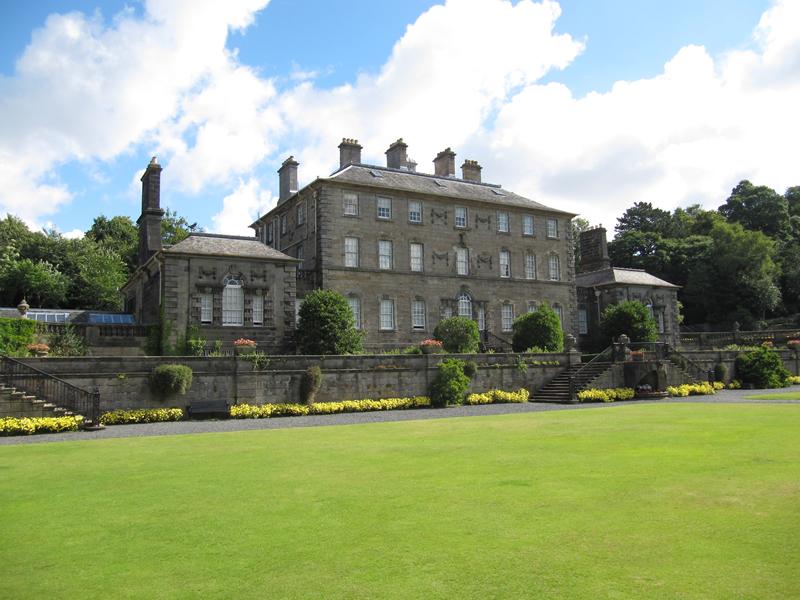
0,355,100,427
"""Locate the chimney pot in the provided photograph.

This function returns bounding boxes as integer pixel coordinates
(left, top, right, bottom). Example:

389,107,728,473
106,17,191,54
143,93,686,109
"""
461,159,482,182
385,138,409,169
278,156,299,203
433,147,456,177
338,137,362,168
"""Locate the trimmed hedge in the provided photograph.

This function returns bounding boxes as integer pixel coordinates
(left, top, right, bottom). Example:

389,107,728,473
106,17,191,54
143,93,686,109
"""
465,388,530,405
666,382,716,397
150,364,193,397
100,408,184,425
577,388,635,403
0,415,83,436
230,397,431,419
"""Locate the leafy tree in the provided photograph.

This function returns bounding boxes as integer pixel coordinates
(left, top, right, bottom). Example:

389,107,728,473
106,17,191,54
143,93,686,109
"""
433,316,480,353
511,305,564,352
683,221,779,324
718,180,790,239
66,240,127,310
162,208,198,245
0,256,70,307
86,215,138,273
296,289,363,355
615,202,675,236
786,186,800,218
600,300,658,343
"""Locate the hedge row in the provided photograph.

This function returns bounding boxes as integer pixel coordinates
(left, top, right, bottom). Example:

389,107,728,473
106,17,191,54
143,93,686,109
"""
230,396,431,419
577,388,635,403
0,415,83,436
666,382,717,397
100,408,184,425
464,388,530,405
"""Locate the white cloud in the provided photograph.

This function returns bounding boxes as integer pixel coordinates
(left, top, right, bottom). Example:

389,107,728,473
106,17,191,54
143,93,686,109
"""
0,0,271,225
211,177,276,236
482,0,800,229
277,0,584,183
2,0,799,240
61,228,84,239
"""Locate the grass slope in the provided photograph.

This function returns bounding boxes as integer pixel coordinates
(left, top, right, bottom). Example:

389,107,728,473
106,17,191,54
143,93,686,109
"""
2,404,799,599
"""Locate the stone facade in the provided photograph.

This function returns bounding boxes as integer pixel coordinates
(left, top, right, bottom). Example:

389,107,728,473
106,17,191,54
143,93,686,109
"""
121,159,299,353
252,138,578,350
575,227,681,347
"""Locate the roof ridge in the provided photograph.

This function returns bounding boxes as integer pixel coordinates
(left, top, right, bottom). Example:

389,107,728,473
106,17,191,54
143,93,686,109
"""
330,163,503,189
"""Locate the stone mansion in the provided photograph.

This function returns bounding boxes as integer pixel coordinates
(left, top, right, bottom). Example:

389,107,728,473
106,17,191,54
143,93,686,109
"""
122,138,679,352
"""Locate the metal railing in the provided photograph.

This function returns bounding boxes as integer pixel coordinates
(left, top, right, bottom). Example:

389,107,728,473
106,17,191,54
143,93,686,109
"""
0,355,100,426
664,346,710,382
569,345,613,400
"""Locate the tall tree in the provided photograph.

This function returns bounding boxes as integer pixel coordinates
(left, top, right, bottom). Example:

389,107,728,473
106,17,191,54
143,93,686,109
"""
718,180,791,239
614,202,675,236
86,215,138,274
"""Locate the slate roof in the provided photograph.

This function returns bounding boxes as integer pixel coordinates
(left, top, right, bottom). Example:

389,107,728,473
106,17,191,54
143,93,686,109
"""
164,233,297,261
576,267,679,289
326,164,575,215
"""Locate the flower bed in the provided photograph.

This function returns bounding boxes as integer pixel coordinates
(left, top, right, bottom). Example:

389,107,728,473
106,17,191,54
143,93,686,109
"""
464,388,530,405
577,388,635,403
230,396,431,419
0,415,83,436
100,408,184,425
666,382,716,397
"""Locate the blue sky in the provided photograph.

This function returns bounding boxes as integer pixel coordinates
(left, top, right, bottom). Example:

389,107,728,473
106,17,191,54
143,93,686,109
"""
0,0,795,237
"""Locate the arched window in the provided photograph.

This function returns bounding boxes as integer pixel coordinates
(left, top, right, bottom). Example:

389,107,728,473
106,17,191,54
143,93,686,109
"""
457,292,472,318
222,276,244,326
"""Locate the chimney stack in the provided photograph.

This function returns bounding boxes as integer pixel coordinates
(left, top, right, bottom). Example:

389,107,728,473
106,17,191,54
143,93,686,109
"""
461,159,482,182
338,138,362,168
577,226,611,273
137,156,164,266
434,148,456,177
278,156,299,203
385,138,408,169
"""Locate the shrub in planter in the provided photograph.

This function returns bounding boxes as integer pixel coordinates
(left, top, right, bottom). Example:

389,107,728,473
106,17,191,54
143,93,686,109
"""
511,306,563,353
301,365,322,405
735,346,790,388
433,317,480,354
429,358,471,407
150,364,193,397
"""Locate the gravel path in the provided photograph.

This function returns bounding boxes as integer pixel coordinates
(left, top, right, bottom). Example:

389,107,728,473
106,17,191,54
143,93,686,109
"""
2,388,798,446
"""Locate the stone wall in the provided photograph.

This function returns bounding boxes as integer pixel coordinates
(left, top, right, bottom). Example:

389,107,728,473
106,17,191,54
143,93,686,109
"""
18,352,572,412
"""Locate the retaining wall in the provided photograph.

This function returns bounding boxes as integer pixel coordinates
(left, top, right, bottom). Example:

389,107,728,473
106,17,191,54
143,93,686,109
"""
18,352,574,412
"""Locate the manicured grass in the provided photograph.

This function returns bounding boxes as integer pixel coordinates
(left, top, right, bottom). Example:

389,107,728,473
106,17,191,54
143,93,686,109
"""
745,391,800,400
2,404,799,599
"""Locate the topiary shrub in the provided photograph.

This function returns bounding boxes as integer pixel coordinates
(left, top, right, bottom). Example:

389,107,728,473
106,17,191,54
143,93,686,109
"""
301,365,322,405
600,300,658,343
429,358,471,407
735,346,790,388
150,364,193,397
297,289,364,355
713,363,728,382
511,306,564,353
433,316,480,353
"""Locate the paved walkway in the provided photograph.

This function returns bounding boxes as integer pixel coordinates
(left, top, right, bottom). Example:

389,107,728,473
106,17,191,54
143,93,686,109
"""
1,388,798,446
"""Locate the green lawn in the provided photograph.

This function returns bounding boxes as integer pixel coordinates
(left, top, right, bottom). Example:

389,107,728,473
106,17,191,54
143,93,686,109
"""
746,391,800,400
2,404,799,599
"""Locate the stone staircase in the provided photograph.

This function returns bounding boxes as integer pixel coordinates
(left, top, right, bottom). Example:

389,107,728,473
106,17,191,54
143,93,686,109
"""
0,384,76,419
534,361,614,403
